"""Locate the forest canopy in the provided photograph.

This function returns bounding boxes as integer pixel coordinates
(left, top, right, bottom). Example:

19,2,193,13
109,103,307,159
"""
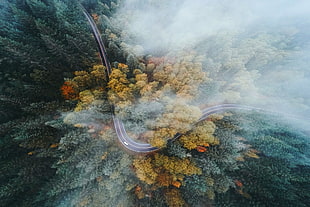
0,0,309,207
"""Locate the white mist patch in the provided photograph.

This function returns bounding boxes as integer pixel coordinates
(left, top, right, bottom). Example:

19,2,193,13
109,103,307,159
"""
115,0,256,52
256,45,310,118
113,0,310,121
115,0,310,53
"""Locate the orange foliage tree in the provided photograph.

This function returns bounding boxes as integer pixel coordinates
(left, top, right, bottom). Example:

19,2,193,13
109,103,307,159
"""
60,65,107,111
133,153,201,189
60,81,79,100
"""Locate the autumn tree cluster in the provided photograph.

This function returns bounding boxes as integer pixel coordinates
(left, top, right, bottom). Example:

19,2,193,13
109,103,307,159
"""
106,52,209,147
133,153,201,206
60,64,107,111
131,112,267,206
1,1,309,207
65,46,211,147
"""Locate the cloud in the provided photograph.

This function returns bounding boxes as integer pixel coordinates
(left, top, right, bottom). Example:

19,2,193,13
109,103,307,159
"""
112,0,310,121
115,0,310,53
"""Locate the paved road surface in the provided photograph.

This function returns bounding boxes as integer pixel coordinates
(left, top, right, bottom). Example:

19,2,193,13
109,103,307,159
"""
81,7,306,153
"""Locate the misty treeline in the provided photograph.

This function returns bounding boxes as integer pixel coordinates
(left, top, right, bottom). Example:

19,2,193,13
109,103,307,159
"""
0,0,309,207
0,0,131,206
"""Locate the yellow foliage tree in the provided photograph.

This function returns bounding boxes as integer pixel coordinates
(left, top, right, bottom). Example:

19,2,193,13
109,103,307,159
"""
89,65,107,87
108,67,135,107
149,134,169,148
133,157,158,185
139,81,160,100
72,65,107,90
179,120,219,150
73,70,92,89
152,53,207,100
74,90,95,111
156,172,173,187
148,100,202,148
61,64,107,111
153,154,202,175
162,102,202,134
165,188,186,207
133,153,202,189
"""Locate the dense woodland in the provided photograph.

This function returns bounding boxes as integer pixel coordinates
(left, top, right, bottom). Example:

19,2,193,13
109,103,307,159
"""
0,0,309,207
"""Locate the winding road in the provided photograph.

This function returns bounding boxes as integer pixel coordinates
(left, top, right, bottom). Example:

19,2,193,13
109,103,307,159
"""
113,104,260,152
81,7,298,153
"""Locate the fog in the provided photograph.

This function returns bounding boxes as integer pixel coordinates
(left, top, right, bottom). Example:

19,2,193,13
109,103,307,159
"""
114,0,310,120
116,0,310,52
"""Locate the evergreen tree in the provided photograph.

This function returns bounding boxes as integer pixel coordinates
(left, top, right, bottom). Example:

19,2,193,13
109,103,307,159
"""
0,0,98,102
